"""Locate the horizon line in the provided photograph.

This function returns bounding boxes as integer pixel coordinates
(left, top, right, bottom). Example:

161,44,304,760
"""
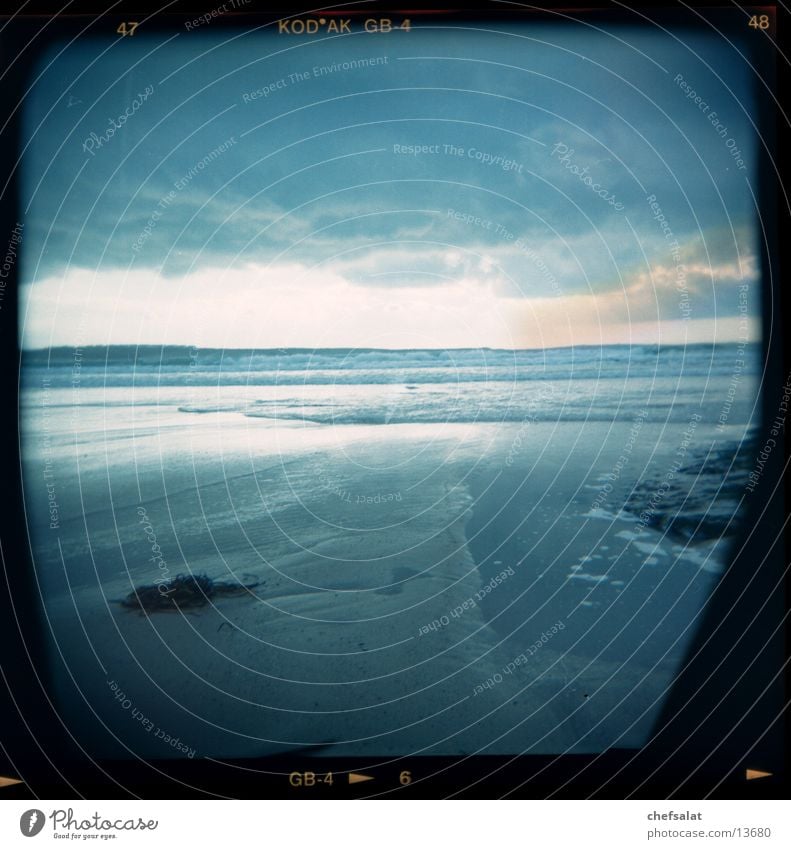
22,340,758,354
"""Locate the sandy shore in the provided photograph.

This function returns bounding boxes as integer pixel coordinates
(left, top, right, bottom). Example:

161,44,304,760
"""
24,405,739,759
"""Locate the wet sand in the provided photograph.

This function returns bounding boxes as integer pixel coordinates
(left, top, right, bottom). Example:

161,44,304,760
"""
24,406,735,760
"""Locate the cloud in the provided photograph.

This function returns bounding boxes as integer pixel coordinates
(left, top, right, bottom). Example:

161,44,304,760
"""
19,23,761,349
504,290,760,349
20,263,514,350
21,246,760,352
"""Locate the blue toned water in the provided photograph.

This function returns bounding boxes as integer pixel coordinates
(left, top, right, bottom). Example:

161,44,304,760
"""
22,343,761,427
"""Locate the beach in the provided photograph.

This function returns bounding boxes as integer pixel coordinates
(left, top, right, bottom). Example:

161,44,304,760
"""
20,345,758,759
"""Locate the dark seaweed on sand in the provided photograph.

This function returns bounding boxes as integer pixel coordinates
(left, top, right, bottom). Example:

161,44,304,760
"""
623,433,758,543
119,573,260,613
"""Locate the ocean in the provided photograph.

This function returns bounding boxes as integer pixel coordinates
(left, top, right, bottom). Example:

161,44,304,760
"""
22,341,760,424
18,343,762,758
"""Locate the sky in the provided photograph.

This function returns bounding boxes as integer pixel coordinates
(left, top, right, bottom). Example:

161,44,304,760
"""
19,19,763,350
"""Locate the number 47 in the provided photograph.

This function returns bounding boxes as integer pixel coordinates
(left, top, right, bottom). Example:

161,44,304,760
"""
117,22,139,37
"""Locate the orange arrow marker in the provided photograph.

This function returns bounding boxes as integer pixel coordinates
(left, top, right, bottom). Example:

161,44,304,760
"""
348,772,374,784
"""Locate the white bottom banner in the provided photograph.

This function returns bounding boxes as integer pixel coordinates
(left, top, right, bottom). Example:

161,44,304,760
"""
1,800,788,849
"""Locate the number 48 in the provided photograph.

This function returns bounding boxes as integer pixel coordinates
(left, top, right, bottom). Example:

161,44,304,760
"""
748,14,770,30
